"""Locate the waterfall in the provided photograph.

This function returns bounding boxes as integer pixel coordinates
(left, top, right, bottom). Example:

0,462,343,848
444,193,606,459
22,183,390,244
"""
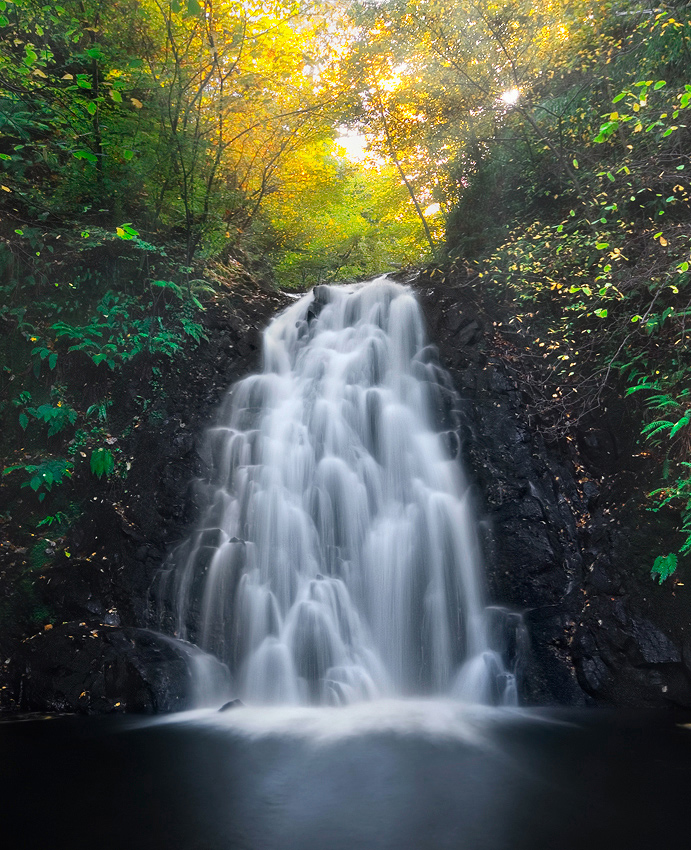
156,277,518,706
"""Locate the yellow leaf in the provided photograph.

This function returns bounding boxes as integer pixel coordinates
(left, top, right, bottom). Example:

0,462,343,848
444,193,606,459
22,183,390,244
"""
1,185,11,192
62,73,74,80
130,98,143,109
32,69,48,78
659,236,668,246
44,624,53,631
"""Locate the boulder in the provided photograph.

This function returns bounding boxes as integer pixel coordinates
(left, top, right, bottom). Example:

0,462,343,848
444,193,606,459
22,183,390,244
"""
6,622,198,714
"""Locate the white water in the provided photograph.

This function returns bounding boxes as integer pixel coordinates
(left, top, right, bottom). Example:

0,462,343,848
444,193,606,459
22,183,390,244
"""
157,277,517,706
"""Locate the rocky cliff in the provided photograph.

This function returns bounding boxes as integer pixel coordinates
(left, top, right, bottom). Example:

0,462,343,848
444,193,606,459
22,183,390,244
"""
416,277,691,710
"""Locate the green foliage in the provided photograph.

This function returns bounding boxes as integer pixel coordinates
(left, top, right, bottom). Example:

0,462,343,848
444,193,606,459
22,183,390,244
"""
624,376,691,576
90,447,114,479
3,458,73,502
21,401,78,437
265,144,432,286
651,553,678,585
650,464,691,557
426,7,691,582
36,509,71,529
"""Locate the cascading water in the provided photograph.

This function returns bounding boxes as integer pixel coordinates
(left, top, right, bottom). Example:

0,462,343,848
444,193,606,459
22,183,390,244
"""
156,277,518,706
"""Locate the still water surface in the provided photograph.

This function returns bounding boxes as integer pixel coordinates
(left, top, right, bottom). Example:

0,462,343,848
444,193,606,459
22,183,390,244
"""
3,702,691,850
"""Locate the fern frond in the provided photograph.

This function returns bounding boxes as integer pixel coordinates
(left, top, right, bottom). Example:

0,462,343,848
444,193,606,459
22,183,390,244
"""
641,419,674,436
669,416,690,438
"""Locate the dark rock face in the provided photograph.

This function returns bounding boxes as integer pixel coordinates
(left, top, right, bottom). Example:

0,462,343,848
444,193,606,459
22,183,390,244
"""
5,623,197,713
415,279,691,709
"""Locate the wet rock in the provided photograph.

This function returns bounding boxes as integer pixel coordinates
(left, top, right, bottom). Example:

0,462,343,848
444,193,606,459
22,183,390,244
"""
307,285,331,323
6,622,196,714
580,655,610,693
457,320,482,346
629,618,682,665
413,279,691,708
219,699,244,712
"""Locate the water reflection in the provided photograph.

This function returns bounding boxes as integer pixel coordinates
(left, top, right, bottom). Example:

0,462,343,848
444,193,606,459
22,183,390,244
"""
3,705,691,850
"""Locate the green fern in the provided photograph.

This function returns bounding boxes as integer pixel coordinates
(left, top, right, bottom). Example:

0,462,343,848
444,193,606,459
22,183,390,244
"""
641,419,675,437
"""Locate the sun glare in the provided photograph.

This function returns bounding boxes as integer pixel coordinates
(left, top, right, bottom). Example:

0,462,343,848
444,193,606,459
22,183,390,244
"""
500,88,521,106
335,130,368,163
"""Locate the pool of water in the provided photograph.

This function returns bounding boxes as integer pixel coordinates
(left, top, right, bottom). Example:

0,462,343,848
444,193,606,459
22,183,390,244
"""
3,702,690,850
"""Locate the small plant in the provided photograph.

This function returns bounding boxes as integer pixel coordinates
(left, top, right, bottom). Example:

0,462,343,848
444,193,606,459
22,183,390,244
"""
86,400,111,423
30,342,58,376
90,447,115,479
21,402,78,437
651,553,679,585
36,510,71,528
630,379,691,583
3,458,74,502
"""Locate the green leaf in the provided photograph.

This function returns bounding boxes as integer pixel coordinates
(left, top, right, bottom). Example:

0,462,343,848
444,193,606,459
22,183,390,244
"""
651,553,677,584
73,149,98,163
186,0,202,15
626,383,657,396
90,447,115,479
110,89,122,103
19,412,29,430
595,242,609,250
116,223,139,240
594,308,608,318
152,279,183,295
122,149,134,161
669,417,690,438
654,81,667,90
642,420,674,436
